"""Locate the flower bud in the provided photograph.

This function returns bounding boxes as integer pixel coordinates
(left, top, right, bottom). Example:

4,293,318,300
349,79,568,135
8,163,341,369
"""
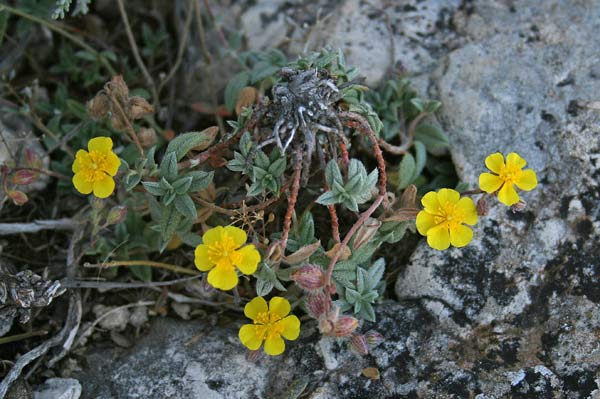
25,149,42,169
87,93,111,119
353,218,381,250
7,190,28,206
476,196,489,216
349,334,369,356
106,205,127,225
365,331,384,347
318,318,334,335
510,199,527,213
11,170,37,185
291,264,324,291
306,292,330,319
331,316,359,337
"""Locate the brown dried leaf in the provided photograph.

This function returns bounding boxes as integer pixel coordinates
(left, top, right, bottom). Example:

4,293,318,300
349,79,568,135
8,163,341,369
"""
353,218,381,250
106,75,129,104
192,126,219,151
382,208,419,222
87,93,111,119
325,243,351,261
282,241,321,265
235,86,258,115
362,367,380,380
401,184,417,208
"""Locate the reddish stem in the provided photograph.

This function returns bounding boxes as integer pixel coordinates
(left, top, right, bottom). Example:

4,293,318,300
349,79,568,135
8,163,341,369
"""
279,150,303,253
324,112,388,293
327,204,341,243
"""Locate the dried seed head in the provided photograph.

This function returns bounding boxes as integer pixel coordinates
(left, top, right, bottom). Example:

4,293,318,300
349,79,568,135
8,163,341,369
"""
291,264,324,291
138,127,158,148
128,96,154,120
87,93,111,119
325,243,351,261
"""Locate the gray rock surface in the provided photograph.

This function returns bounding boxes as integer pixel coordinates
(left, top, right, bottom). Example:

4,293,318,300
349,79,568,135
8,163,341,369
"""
33,378,81,399
76,0,600,398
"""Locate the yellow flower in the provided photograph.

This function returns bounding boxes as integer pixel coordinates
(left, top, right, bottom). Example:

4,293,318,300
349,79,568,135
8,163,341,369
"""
479,152,538,206
416,188,478,250
72,137,120,198
239,296,300,356
194,226,260,290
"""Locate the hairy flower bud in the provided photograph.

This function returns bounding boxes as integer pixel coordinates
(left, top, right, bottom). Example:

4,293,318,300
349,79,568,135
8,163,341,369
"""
11,170,37,185
476,196,489,216
365,331,384,347
306,292,330,318
106,205,127,225
291,264,324,291
349,334,369,356
510,199,527,213
7,190,28,206
25,149,42,169
331,316,359,337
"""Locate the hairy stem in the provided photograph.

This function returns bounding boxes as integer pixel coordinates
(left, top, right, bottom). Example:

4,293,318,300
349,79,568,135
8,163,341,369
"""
279,149,303,252
84,260,199,276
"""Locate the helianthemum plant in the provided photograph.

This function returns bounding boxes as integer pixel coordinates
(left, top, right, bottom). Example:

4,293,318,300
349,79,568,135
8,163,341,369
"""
72,136,120,198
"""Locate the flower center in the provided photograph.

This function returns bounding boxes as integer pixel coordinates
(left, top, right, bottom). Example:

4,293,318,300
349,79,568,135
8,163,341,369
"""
498,164,522,184
254,311,284,339
207,235,241,267
434,202,465,230
81,151,110,183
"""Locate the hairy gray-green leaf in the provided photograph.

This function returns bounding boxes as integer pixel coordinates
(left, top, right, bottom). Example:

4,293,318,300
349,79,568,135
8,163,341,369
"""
187,171,213,192
166,131,214,161
160,152,178,181
159,205,182,241
142,181,165,196
172,176,193,195
174,194,197,220
224,71,250,113
398,153,416,189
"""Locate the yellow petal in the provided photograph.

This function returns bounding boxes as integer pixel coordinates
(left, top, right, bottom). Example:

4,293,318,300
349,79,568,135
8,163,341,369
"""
426,225,450,250
92,174,115,198
72,150,88,173
194,244,213,271
88,136,113,153
207,265,238,290
497,183,519,206
485,152,505,173
421,191,441,214
224,226,247,247
276,315,300,341
456,197,478,225
72,172,93,194
515,169,537,191
449,224,473,247
437,188,460,206
479,173,503,193
105,152,121,176
506,152,526,169
264,334,285,356
234,245,260,275
238,324,263,351
202,226,224,245
416,210,437,236
244,296,268,321
268,297,290,321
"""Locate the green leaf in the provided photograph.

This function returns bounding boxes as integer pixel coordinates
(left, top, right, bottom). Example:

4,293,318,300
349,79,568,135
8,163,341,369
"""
187,171,213,192
172,176,193,195
413,140,427,181
359,301,376,322
125,173,142,192
130,265,152,282
166,131,215,161
142,181,165,196
398,153,416,189
159,177,173,191
325,159,343,186
160,152,178,181
315,190,338,206
415,123,450,153
174,194,197,220
224,71,250,113
163,191,176,206
345,287,360,304
159,205,183,242
368,258,385,289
